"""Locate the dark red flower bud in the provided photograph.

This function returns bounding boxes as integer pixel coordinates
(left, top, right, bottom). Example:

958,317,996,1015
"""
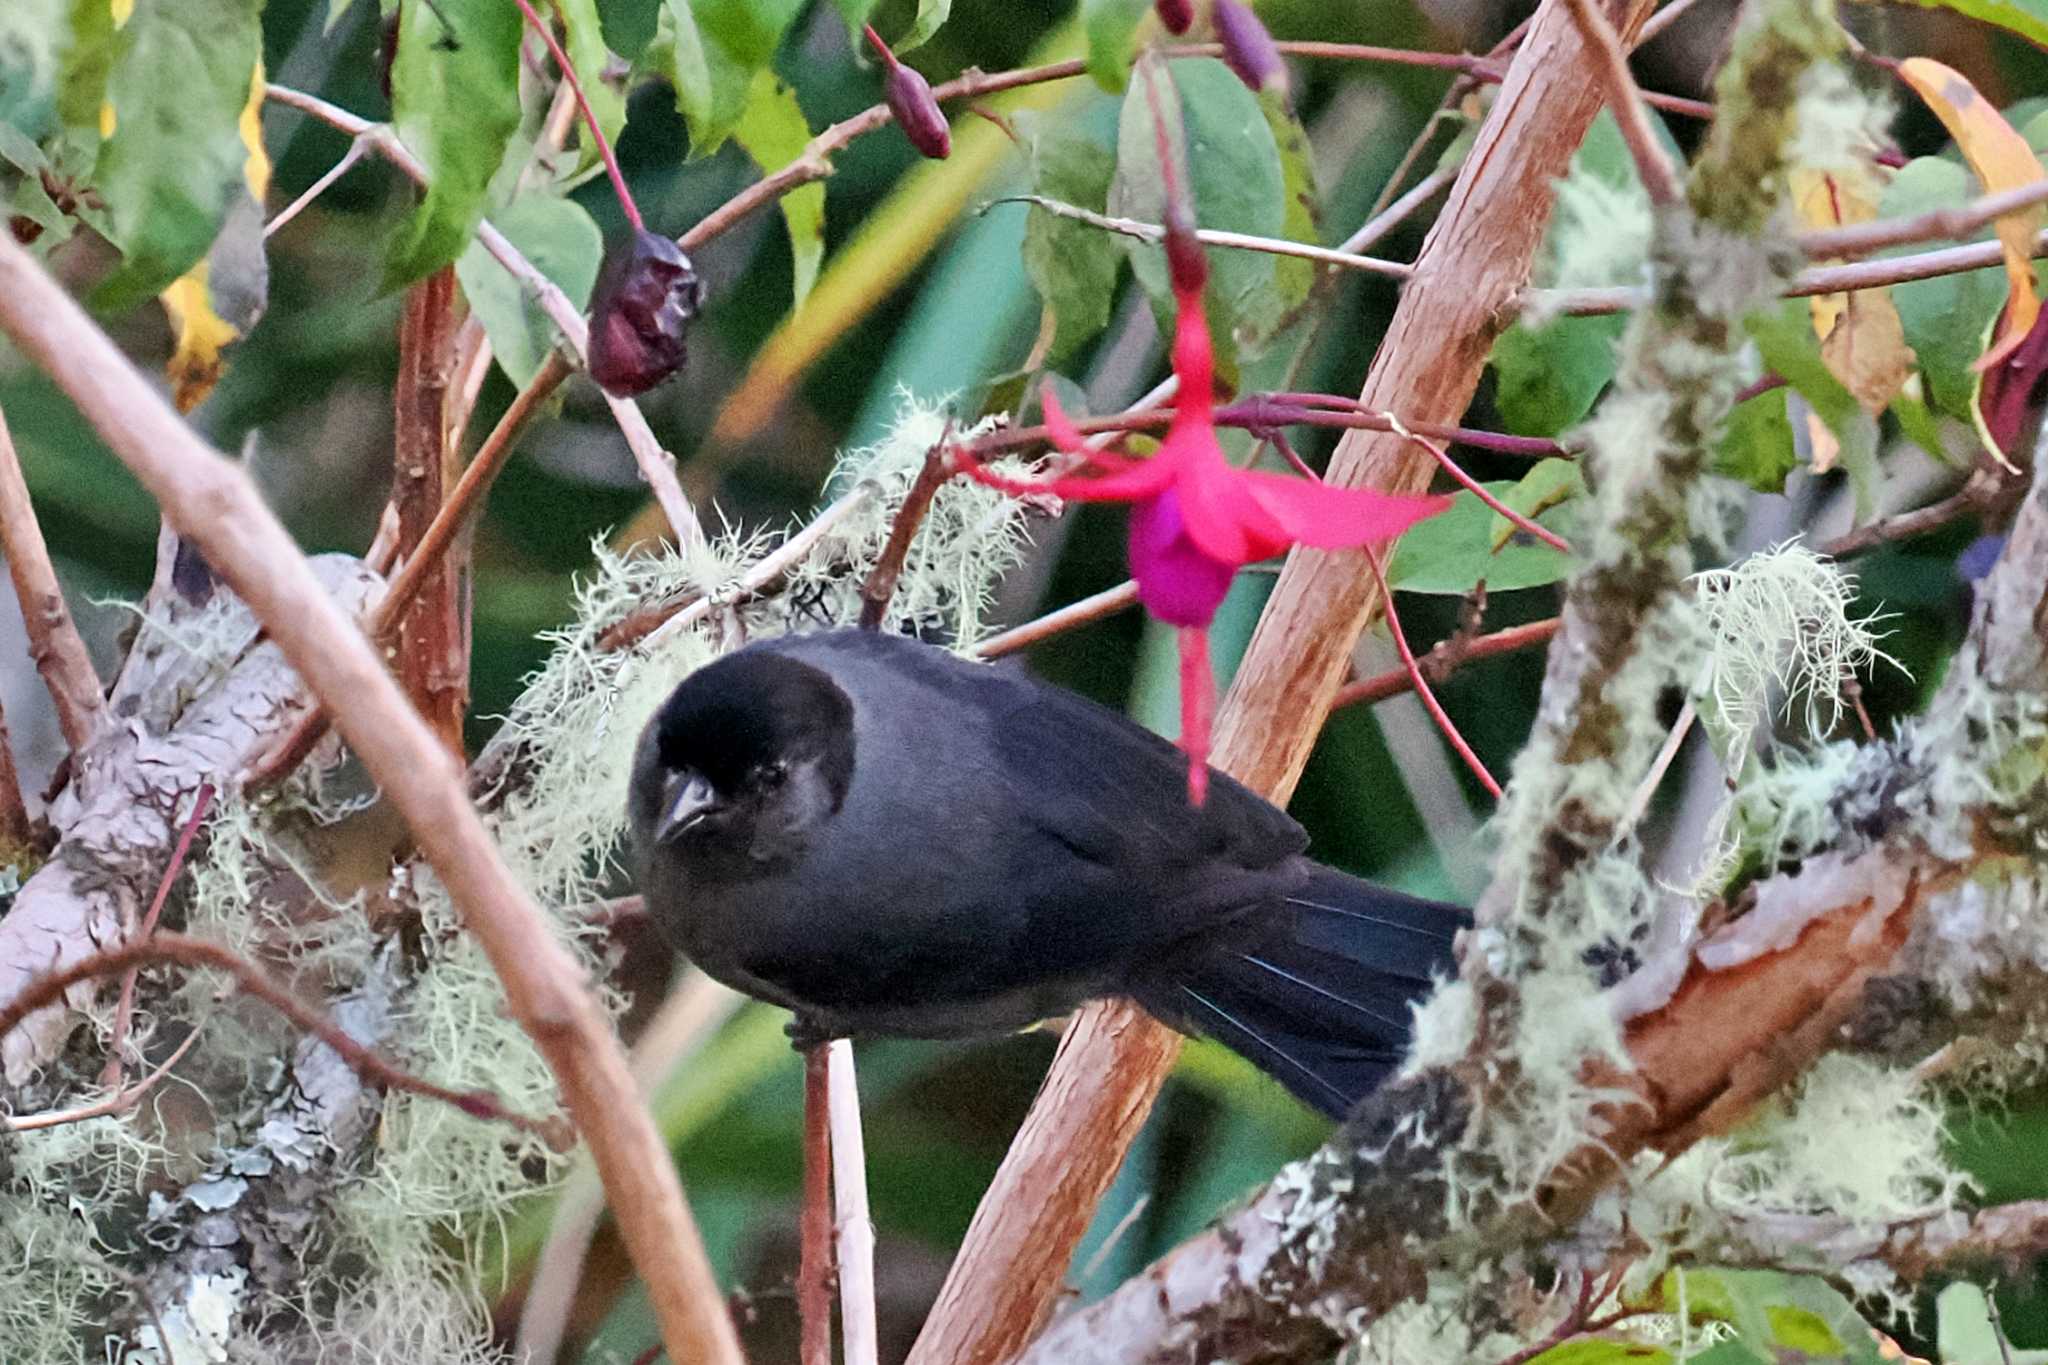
1212,0,1287,99
586,229,701,397
864,24,951,160
1155,0,1194,34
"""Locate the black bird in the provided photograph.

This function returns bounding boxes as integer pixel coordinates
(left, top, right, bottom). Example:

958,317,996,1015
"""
627,628,1466,1118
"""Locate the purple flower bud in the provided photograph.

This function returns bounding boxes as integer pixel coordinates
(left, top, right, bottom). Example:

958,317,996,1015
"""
864,25,951,160
1155,0,1194,35
1212,0,1287,99
586,229,701,397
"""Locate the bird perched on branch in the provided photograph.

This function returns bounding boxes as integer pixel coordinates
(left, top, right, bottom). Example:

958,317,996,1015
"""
628,629,1466,1118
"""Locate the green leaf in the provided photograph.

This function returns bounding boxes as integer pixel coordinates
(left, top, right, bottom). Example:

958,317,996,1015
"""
659,0,800,156
1386,471,1579,594
383,0,524,288
554,0,626,152
0,0,63,136
1882,156,2006,424
1493,314,1625,437
1715,386,1797,491
1082,0,1147,91
1020,110,1121,362
1876,0,2048,49
453,194,602,387
897,0,950,53
1745,297,1880,517
1109,56,1288,379
1936,1282,2048,1365
831,0,881,32
1260,88,1318,322
1488,457,1583,551
56,0,114,134
88,0,260,312
731,70,824,311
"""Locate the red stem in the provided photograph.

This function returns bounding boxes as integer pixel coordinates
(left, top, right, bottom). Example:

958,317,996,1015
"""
100,782,215,1088
1363,547,1502,799
799,1045,835,1365
511,0,642,231
1178,629,1214,806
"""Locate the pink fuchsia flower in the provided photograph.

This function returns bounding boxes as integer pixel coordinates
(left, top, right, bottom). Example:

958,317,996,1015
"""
955,219,1448,803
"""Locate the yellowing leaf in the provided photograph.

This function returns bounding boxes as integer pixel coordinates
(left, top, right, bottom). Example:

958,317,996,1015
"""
1791,166,1914,414
160,263,241,412
1896,57,2045,369
1804,408,1841,474
239,60,269,201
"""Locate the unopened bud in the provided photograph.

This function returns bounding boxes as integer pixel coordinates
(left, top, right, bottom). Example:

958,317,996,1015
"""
864,24,952,160
1213,0,1287,100
1155,0,1194,34
1162,204,1207,294
586,229,701,397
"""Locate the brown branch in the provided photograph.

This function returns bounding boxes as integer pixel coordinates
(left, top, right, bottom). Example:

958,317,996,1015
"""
0,234,743,1365
0,400,105,753
8,1026,201,1132
973,581,1141,660
905,7,1655,1363
0,933,567,1143
100,782,213,1089
858,437,949,630
0,696,29,852
246,355,568,790
1333,616,1562,709
800,1043,835,1365
392,267,469,756
1565,0,1682,207
262,86,702,548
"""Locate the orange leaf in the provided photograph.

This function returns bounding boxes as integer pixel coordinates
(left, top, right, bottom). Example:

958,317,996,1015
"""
1791,168,1914,414
1896,57,2046,369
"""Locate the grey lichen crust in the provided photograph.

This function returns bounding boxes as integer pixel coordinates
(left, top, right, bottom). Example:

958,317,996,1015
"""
0,397,1034,1363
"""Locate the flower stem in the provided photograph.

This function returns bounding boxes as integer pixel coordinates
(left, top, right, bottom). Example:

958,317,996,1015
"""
511,0,642,231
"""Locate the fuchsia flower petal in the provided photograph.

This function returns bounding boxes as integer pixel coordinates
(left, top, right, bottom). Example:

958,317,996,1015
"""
952,433,1174,503
1240,470,1452,550
1129,488,1238,628
1178,627,1213,806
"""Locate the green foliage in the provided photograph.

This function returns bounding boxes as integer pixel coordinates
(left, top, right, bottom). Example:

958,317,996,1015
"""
1082,0,1149,91
384,0,524,288
1883,156,2006,424
1109,56,1304,377
89,0,260,311
897,0,952,53
453,193,603,387
660,0,805,156
1874,0,2048,49
1020,107,1123,362
731,69,824,310
1385,463,1580,594
1744,297,1880,514
1714,386,1798,491
555,0,627,152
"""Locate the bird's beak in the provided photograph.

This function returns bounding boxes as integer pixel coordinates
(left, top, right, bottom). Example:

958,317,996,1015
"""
657,771,721,842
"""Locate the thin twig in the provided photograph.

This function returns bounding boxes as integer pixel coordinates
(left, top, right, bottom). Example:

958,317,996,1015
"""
8,1027,202,1132
799,1044,835,1365
1363,546,1501,798
264,136,369,239
1338,164,1457,255
1637,0,1712,43
1797,179,2048,258
0,933,566,1143
262,85,702,547
246,355,569,790
1537,227,2048,315
1819,473,2003,558
510,0,641,230
827,1039,878,1365
858,432,951,630
0,233,742,1365
1332,616,1562,709
1380,412,1571,551
0,401,105,753
100,783,213,1089
974,581,1141,659
0,699,29,851
1566,0,1683,208
1619,697,1695,837
992,196,1412,279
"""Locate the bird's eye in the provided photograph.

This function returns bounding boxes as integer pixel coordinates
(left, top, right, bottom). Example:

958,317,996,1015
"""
756,761,789,790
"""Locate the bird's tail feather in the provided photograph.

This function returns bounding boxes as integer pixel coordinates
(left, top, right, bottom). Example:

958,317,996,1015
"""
1129,868,1466,1119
